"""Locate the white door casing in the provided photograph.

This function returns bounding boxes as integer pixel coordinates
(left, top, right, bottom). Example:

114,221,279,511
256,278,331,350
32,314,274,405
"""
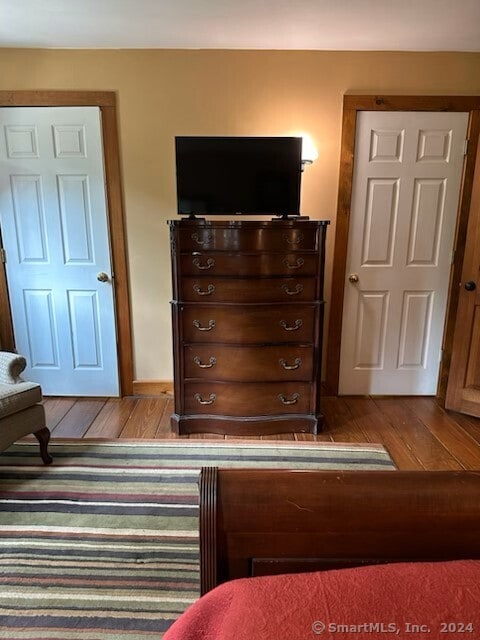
0,106,119,396
339,111,469,395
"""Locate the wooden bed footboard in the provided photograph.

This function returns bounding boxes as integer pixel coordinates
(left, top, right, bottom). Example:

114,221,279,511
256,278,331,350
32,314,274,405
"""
199,467,480,594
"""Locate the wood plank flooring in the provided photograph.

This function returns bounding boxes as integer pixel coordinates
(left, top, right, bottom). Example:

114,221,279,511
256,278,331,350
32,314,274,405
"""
42,394,480,471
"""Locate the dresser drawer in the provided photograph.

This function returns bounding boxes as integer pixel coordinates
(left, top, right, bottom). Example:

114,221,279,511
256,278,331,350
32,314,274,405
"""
184,345,313,381
178,227,318,252
184,382,312,416
180,304,317,343
180,277,316,303
180,252,318,277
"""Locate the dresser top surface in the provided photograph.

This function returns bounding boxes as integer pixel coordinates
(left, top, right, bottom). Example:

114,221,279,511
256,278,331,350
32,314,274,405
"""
168,218,330,229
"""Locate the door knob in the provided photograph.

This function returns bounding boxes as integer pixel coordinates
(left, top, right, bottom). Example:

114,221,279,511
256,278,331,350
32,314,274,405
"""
349,273,359,283
465,281,477,291
97,272,110,283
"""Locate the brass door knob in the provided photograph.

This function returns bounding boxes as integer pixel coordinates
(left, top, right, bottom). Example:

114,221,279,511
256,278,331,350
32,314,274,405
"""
349,273,359,283
97,272,110,283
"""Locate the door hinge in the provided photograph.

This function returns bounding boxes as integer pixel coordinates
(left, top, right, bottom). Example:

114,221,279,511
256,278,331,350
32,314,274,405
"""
439,348,444,363
463,139,469,156
451,248,455,265
0,248,6,264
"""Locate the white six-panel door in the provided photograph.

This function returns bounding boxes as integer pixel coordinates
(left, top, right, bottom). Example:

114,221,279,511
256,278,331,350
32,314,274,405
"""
339,111,468,395
0,107,119,396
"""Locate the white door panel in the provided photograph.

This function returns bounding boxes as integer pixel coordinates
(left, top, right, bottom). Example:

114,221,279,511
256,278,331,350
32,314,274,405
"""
339,111,468,395
0,107,119,396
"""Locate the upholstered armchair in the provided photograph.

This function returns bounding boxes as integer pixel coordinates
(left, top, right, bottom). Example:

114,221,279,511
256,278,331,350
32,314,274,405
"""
0,352,52,464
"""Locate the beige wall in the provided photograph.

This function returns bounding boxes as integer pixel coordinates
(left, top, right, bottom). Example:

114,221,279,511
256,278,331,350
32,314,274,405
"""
1,49,480,383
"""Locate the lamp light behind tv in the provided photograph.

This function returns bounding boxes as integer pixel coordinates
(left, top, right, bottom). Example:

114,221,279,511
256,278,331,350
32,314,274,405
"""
175,136,302,216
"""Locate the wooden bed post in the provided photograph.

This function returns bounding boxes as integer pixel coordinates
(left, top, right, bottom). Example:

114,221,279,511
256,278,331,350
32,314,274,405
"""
199,467,218,595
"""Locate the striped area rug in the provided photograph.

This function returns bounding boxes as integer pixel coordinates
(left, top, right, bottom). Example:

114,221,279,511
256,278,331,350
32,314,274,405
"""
0,440,395,639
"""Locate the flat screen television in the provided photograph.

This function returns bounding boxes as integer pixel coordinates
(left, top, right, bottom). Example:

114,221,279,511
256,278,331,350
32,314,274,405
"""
175,136,302,216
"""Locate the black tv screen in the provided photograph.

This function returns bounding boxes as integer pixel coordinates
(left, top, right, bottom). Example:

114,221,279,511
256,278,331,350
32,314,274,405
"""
175,136,302,216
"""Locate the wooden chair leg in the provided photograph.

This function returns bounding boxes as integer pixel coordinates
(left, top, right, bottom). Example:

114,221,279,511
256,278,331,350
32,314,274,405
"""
34,427,53,465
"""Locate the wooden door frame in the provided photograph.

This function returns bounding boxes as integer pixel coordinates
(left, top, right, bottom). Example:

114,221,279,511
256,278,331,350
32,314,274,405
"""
326,94,480,398
0,91,133,396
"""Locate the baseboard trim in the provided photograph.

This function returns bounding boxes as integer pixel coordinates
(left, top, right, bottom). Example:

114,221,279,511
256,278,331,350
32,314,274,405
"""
132,380,174,396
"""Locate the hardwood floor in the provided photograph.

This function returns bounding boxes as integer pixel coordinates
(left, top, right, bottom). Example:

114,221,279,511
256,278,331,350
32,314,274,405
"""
42,394,480,471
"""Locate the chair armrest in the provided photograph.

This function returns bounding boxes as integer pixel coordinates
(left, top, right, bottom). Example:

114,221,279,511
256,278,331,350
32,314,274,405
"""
0,352,27,384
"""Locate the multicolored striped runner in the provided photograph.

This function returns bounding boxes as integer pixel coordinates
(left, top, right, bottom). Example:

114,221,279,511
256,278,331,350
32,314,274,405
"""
0,440,395,639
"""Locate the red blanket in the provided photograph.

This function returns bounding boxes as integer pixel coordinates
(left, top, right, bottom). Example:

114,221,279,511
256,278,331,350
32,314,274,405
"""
164,560,480,640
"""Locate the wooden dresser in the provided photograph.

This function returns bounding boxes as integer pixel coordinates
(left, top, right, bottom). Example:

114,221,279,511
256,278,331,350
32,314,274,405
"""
169,218,329,435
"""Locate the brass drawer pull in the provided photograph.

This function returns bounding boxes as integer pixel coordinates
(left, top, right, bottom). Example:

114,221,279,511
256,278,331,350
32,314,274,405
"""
194,392,216,405
280,319,303,331
282,283,303,296
278,393,300,405
193,319,216,331
192,257,215,270
279,357,302,370
191,232,213,245
283,232,304,245
283,257,304,270
193,284,215,296
193,356,217,369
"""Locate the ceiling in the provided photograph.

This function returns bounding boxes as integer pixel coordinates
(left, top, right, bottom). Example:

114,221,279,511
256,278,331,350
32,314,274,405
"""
2,0,480,51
